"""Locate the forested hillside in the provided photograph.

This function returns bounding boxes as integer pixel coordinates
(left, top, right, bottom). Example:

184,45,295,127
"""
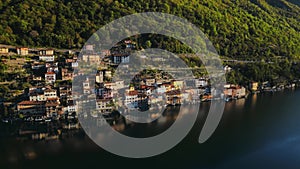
0,0,299,59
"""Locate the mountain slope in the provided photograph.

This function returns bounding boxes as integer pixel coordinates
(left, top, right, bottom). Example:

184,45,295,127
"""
0,0,299,59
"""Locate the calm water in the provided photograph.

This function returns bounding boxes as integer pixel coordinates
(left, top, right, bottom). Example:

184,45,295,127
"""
1,90,300,169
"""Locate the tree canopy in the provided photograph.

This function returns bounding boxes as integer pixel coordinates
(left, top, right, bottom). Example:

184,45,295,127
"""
0,0,299,60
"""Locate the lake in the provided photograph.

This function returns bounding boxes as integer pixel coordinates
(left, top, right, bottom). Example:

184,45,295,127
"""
1,89,300,169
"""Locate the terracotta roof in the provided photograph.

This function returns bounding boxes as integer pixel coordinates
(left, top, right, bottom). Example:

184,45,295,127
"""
66,59,73,62
18,101,45,105
166,90,181,95
44,89,56,92
96,99,112,102
139,85,148,89
104,82,115,85
127,90,138,96
45,72,55,75
46,103,58,107
163,84,174,88
46,97,58,101
16,47,28,49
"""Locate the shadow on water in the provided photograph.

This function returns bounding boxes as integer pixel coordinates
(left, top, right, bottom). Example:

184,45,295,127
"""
1,90,300,169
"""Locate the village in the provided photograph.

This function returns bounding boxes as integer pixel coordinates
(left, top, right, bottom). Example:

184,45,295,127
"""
0,41,298,130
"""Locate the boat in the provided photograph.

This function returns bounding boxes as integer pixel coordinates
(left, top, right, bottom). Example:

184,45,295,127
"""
45,118,52,122
2,118,9,123
34,116,43,122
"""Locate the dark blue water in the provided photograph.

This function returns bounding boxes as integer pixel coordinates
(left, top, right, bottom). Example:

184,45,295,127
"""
1,90,300,169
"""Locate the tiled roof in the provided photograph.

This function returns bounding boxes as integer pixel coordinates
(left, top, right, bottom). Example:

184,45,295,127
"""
46,97,58,101
127,90,138,96
96,99,112,102
166,90,181,95
18,101,45,105
45,72,55,75
44,89,56,92
45,103,58,107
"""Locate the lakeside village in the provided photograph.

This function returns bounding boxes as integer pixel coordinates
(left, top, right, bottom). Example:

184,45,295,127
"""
0,42,298,140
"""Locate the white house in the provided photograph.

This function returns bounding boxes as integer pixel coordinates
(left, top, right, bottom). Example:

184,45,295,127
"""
84,44,94,52
195,78,208,88
29,92,46,101
67,100,76,113
72,62,78,68
16,47,29,56
156,85,166,94
96,71,104,83
224,65,232,72
39,50,55,62
44,89,57,100
105,70,112,78
82,54,101,63
96,99,113,114
39,49,54,56
124,87,139,109
39,55,55,62
45,72,56,84
83,78,91,94
146,78,156,86
115,81,125,90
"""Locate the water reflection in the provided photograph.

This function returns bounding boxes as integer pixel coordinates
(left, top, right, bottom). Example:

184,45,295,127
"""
1,90,300,168
251,93,257,109
81,105,181,138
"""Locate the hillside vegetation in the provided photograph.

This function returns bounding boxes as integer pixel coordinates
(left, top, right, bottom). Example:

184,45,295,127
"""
0,0,299,60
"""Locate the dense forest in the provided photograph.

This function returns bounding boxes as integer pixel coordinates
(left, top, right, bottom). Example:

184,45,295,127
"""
0,0,299,60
